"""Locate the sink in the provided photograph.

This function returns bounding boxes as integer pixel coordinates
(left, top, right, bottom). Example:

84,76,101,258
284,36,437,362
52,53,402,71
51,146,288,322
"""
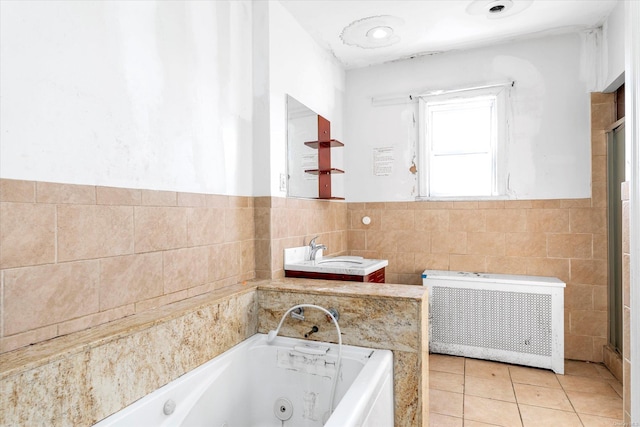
284,255,388,276
317,257,365,266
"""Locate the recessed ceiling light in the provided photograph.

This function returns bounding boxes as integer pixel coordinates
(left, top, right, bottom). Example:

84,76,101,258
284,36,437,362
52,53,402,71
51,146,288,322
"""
367,26,393,40
341,16,404,49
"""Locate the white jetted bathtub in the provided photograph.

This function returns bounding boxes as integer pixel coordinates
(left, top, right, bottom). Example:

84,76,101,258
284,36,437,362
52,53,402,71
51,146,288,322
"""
93,333,394,427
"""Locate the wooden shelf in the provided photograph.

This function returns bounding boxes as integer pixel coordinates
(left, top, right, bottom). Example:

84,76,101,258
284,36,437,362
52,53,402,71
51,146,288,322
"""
304,168,345,175
304,139,344,149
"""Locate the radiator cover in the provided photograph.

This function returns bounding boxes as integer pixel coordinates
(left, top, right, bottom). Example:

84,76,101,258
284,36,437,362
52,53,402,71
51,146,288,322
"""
423,270,565,374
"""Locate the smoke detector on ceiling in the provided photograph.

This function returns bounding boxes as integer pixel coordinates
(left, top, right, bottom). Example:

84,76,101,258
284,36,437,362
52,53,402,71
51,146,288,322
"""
341,15,404,49
466,0,533,19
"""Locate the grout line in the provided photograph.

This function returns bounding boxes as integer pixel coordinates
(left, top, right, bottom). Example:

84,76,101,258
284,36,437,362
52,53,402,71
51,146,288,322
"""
161,248,166,295
507,362,526,427
461,357,466,421
97,255,102,313
555,371,583,424
54,204,58,263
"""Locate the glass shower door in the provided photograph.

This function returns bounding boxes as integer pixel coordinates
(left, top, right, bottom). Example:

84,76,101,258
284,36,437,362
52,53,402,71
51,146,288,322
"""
607,124,625,353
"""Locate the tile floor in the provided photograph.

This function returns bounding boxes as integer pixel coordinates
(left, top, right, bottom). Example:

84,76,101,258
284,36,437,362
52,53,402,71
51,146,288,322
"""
429,354,624,427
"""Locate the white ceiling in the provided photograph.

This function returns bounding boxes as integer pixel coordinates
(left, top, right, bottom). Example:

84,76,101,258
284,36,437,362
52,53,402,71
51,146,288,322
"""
279,0,619,69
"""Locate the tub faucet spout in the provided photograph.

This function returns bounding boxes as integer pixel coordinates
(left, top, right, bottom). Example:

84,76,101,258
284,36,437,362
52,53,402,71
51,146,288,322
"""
309,236,327,261
290,306,305,320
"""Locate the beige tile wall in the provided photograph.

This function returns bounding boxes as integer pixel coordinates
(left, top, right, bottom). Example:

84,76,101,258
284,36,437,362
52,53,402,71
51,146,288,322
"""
254,196,348,279
621,181,631,424
343,93,615,363
0,93,612,364
0,180,256,354
346,199,606,362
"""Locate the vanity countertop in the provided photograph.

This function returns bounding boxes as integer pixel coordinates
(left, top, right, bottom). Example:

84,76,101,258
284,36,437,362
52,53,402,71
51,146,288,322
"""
284,255,388,276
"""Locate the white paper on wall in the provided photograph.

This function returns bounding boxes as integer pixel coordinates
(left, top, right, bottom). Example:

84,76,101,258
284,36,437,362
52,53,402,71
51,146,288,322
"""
373,147,394,176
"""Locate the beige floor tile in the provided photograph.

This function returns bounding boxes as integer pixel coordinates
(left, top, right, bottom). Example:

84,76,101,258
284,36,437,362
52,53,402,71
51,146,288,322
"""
427,357,621,427
519,404,582,427
430,389,464,417
578,413,625,427
593,364,616,380
465,358,511,380
513,383,573,411
565,390,623,419
607,379,623,397
564,360,602,378
465,375,515,402
509,365,561,389
430,370,465,393
429,413,463,427
557,374,620,397
430,354,465,375
464,395,522,427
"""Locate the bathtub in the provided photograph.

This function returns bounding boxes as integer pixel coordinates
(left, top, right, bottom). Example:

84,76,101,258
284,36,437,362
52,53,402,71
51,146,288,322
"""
93,333,394,427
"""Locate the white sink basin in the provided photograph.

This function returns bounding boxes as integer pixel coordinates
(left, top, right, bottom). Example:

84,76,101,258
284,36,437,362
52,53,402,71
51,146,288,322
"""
317,258,364,266
285,256,388,276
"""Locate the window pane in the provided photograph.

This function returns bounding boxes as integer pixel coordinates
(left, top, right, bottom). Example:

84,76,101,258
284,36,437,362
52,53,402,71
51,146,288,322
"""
430,101,493,155
419,86,507,199
429,153,492,196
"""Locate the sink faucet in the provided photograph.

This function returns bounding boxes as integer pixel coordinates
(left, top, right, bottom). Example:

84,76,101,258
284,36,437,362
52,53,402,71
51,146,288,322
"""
309,236,327,261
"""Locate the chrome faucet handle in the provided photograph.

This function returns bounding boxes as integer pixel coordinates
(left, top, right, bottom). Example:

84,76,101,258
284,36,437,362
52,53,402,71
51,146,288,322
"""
309,236,319,248
325,307,339,323
290,307,305,320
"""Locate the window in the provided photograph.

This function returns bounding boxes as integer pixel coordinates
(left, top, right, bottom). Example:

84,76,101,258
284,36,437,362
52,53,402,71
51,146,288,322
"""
418,84,509,199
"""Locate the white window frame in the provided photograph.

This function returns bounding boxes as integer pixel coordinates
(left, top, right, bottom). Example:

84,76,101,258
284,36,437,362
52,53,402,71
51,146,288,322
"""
417,83,510,200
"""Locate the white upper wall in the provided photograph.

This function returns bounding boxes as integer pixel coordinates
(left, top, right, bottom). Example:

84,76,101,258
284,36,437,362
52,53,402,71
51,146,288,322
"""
1,2,619,201
602,0,625,91
258,1,345,197
344,33,592,202
0,1,253,195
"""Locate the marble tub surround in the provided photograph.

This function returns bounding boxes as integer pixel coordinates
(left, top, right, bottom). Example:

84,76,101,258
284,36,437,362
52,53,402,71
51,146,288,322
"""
0,179,256,354
0,284,258,426
258,279,429,427
1,279,428,427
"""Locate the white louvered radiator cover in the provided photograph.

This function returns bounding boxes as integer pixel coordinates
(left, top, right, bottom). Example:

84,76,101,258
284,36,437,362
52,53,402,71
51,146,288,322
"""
422,270,565,374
